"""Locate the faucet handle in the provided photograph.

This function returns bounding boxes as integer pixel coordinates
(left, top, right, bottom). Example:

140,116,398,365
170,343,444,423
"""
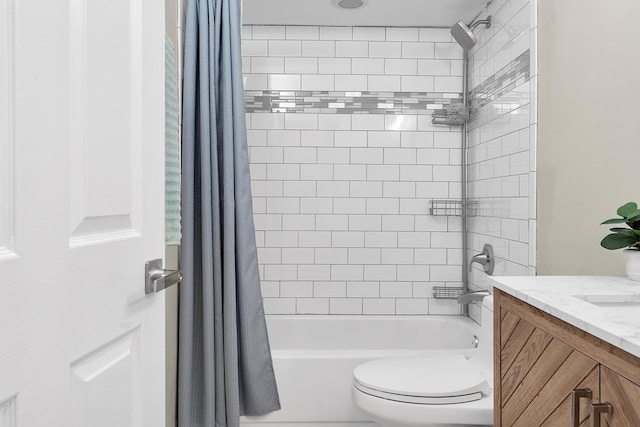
469,244,495,275
468,253,489,272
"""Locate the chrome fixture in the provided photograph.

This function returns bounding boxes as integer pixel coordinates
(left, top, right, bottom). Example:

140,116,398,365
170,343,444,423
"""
457,290,490,305
430,199,478,217
338,0,364,9
449,14,496,312
472,335,479,348
469,244,495,275
145,258,182,294
432,286,464,300
431,103,471,126
450,15,493,51
449,13,492,310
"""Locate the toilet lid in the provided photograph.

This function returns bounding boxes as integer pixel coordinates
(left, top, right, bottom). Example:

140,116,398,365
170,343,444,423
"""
353,355,490,404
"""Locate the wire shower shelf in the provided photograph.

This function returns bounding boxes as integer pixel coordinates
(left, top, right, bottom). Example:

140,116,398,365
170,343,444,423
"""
432,286,465,300
429,199,478,217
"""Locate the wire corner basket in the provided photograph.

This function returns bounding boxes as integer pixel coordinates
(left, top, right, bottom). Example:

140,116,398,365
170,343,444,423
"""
429,199,478,217
432,286,465,300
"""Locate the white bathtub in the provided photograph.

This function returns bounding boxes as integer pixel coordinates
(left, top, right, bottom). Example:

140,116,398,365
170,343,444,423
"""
241,315,480,427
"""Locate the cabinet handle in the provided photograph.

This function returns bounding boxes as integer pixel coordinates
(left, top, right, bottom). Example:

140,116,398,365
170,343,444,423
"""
571,388,592,427
590,403,613,427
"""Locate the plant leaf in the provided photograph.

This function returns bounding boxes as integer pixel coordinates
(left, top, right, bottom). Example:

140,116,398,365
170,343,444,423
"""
601,218,627,225
609,227,633,233
601,233,638,250
628,212,640,226
617,202,638,218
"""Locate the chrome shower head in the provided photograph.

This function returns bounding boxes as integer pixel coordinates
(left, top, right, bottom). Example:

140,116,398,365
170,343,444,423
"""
451,21,477,51
450,15,492,52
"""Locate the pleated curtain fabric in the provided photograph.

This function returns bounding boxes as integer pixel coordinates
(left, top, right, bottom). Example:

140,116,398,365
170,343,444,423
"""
179,0,281,425
165,35,182,246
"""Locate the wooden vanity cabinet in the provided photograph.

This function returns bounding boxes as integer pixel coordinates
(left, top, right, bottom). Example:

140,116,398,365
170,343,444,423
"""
600,367,640,426
494,289,640,427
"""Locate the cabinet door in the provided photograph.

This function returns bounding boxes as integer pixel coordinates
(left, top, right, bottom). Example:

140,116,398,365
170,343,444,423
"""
601,366,640,426
498,308,599,426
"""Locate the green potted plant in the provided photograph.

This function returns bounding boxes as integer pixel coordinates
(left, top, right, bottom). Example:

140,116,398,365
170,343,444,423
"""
601,202,640,281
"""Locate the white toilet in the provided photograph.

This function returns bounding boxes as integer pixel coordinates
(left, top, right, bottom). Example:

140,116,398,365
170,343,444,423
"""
352,296,494,427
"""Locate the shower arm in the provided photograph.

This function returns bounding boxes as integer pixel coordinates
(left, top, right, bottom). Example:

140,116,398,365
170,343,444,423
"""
469,15,492,31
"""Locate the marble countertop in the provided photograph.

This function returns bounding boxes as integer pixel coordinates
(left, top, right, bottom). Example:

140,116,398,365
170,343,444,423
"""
490,276,640,359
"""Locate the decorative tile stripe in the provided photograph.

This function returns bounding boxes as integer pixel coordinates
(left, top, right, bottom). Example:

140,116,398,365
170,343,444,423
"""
469,49,530,112
245,90,463,115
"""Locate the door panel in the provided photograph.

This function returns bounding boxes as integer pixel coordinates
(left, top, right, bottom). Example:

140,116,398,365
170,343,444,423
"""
541,367,598,427
0,395,17,427
70,328,142,427
0,0,15,260
501,327,554,403
69,0,143,246
500,317,535,374
500,310,521,348
0,0,166,425
499,308,598,427
601,366,640,427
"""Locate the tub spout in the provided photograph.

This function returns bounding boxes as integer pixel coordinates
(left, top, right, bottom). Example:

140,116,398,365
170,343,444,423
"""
458,290,491,305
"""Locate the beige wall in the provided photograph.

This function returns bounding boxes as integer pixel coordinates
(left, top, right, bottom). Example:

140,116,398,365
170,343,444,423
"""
165,245,179,427
165,1,180,426
165,0,178,46
537,0,640,275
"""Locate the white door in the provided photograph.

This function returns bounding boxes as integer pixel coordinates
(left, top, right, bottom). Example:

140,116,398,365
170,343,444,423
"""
0,0,166,426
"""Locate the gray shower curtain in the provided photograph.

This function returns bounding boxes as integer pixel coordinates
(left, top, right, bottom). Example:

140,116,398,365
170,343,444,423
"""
178,0,281,425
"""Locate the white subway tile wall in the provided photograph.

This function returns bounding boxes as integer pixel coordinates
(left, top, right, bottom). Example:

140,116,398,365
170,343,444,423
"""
243,25,464,315
466,0,537,322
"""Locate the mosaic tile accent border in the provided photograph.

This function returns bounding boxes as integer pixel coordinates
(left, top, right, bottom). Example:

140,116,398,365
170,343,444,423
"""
469,49,530,112
245,91,463,115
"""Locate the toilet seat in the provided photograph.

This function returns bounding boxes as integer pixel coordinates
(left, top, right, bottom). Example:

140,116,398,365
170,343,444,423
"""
353,355,490,405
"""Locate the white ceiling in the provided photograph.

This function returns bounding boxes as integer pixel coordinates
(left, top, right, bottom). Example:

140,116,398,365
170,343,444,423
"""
243,0,487,28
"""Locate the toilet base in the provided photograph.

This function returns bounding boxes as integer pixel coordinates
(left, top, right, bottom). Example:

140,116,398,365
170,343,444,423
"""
352,387,493,427
379,424,488,427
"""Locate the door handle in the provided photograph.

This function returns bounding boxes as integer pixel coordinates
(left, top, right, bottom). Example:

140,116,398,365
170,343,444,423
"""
590,403,613,427
145,258,182,294
571,388,592,427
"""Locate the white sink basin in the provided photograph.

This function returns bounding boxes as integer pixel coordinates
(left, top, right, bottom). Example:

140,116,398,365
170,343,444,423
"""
574,294,640,317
